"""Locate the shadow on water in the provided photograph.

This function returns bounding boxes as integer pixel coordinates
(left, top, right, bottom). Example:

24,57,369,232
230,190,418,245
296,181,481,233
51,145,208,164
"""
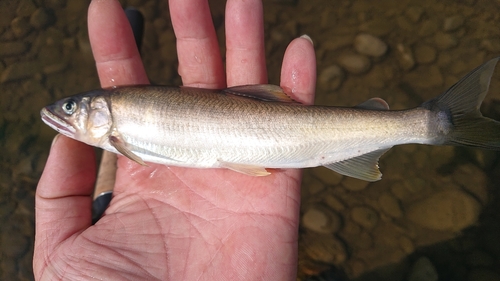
1,0,500,280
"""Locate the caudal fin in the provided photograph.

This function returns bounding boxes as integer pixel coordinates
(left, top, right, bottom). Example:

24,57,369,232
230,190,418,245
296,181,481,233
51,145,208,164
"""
422,57,500,150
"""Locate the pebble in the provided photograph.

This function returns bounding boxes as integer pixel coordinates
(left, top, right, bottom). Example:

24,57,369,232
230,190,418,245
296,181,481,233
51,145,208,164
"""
0,42,29,57
337,53,371,74
418,20,438,37
359,18,394,36
311,166,343,186
443,15,464,32
30,7,55,29
342,176,369,191
351,206,379,229
406,190,481,231
414,44,437,64
303,234,347,264
0,60,40,83
1,231,29,257
404,65,443,88
11,17,32,38
323,194,346,212
16,0,37,17
480,38,500,53
407,257,439,281
378,192,403,218
405,6,424,23
452,164,488,205
302,205,342,234
318,64,344,90
396,43,415,70
353,33,388,57
434,32,458,50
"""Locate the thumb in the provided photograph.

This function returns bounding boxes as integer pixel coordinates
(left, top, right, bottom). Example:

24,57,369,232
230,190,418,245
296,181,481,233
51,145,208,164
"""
34,135,96,275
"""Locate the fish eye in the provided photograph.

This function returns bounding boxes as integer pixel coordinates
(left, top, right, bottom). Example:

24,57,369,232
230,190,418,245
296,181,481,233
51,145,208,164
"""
62,100,77,115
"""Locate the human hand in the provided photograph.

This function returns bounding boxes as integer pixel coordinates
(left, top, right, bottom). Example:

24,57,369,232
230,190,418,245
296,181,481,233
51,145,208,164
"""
34,0,316,280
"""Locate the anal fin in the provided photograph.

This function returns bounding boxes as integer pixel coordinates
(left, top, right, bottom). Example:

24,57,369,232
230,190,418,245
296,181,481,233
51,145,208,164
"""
218,160,271,176
323,148,391,182
109,135,148,166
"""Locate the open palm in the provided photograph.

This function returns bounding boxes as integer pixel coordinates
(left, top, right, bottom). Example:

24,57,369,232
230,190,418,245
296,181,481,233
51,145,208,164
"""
34,0,316,280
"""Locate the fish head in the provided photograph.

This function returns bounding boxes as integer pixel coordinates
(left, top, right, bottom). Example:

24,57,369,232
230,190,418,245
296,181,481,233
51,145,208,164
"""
41,91,113,146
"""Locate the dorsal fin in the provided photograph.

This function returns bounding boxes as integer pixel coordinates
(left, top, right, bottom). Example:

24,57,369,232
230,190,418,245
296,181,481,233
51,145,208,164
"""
223,84,298,103
355,97,390,110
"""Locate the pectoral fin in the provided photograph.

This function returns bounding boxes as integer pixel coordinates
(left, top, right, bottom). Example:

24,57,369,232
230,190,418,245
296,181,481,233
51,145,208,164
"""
218,160,271,176
323,148,391,181
109,135,147,166
223,84,298,103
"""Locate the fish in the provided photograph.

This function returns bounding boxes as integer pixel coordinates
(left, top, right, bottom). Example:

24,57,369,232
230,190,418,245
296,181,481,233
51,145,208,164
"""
40,57,500,181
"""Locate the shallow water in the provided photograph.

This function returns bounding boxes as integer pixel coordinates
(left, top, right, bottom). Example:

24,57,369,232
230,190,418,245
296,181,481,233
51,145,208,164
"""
1,0,500,280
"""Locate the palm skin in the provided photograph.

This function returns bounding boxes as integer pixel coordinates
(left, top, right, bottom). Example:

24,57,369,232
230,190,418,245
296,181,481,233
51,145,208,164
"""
34,0,316,280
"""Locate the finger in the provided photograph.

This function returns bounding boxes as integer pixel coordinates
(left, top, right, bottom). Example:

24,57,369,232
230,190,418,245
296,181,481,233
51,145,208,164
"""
170,0,225,88
34,135,96,272
225,0,267,86
88,0,149,87
280,35,316,105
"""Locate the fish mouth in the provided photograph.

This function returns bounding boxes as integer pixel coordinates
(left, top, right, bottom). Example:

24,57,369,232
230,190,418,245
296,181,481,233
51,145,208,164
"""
40,107,76,138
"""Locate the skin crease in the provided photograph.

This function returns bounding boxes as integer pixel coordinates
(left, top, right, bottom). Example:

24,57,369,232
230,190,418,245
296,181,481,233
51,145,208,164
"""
34,0,316,280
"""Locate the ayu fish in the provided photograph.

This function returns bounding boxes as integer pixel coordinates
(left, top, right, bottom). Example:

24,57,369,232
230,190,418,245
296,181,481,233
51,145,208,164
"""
40,57,500,181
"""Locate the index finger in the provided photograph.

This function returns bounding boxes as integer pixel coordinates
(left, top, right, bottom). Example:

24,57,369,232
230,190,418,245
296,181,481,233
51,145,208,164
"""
88,0,149,87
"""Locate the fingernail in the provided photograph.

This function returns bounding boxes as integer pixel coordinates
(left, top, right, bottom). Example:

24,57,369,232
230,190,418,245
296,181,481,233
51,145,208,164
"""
51,134,60,148
300,34,313,46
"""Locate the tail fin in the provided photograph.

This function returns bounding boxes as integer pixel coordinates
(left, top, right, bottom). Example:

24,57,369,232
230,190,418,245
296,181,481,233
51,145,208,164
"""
422,57,500,150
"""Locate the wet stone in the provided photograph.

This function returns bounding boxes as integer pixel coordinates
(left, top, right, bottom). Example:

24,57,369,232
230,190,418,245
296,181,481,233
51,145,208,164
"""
0,41,29,57
405,6,424,23
359,18,394,36
353,33,388,57
378,192,403,218
342,177,369,191
1,231,29,257
434,32,458,50
443,15,464,32
312,166,343,186
480,38,500,53
337,53,371,74
404,65,443,88
414,44,437,64
418,20,438,37
406,190,481,231
408,257,438,281
302,205,342,234
467,269,500,281
11,17,32,38
30,7,55,29
396,43,415,71
452,164,488,205
0,60,40,83
303,234,347,264
351,206,379,229
16,0,37,17
318,64,344,90
465,250,495,267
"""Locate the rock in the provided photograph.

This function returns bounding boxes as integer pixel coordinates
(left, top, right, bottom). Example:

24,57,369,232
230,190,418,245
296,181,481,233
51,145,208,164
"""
396,43,415,71
16,0,37,17
467,269,500,281
434,32,458,50
399,236,415,254
44,0,66,9
404,65,443,88
337,53,371,74
405,6,424,23
414,44,437,64
302,205,342,234
318,64,344,90
1,232,29,257
418,20,438,37
324,194,346,212
378,192,403,218
43,61,68,75
11,17,32,38
480,38,500,53
312,166,343,185
303,234,347,264
0,41,29,57
443,15,464,32
406,190,481,231
452,164,488,205
465,250,494,267
353,33,388,57
351,206,379,229
342,176,369,191
0,1,17,28
407,257,438,281
0,60,40,83
359,18,394,36
30,7,55,29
